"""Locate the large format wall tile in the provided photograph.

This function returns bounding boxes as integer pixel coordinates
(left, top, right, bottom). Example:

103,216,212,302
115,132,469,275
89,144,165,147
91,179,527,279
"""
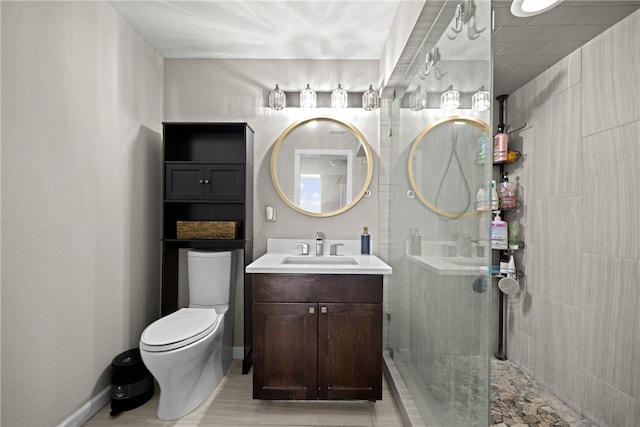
532,197,582,306
529,296,584,409
583,372,639,427
534,84,582,199
535,49,581,102
582,121,640,259
582,10,640,137
583,254,640,398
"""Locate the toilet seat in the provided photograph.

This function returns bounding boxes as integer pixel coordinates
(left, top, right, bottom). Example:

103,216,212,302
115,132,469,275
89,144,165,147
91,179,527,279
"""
140,308,219,352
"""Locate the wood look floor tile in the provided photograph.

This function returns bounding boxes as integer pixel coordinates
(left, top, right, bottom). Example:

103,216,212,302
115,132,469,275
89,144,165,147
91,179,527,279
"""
83,360,403,427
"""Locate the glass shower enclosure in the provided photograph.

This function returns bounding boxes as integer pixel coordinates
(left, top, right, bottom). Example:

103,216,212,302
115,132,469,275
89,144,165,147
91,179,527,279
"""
386,1,493,425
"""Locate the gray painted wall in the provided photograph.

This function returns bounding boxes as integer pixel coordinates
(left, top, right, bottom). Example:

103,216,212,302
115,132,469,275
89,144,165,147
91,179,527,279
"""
164,58,381,348
0,2,164,425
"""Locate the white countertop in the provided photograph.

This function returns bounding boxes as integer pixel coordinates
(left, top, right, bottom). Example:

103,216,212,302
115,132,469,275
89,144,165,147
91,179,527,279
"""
246,239,392,275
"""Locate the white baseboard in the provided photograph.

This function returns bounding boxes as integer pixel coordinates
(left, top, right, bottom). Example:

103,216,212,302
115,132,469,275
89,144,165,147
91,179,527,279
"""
57,386,110,427
60,347,245,426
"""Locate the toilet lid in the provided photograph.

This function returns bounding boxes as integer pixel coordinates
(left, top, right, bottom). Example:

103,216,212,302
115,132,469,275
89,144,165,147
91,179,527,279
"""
140,308,218,352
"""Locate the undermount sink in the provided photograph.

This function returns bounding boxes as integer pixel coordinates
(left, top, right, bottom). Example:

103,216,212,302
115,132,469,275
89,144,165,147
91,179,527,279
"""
281,256,358,265
444,257,486,266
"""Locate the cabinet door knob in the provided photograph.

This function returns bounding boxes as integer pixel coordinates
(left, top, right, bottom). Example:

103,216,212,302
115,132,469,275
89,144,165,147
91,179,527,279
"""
199,179,204,184
321,306,327,313
204,179,210,184
309,307,315,314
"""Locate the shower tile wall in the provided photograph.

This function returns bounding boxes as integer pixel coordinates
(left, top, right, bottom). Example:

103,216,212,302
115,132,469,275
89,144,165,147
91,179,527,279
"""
504,9,640,427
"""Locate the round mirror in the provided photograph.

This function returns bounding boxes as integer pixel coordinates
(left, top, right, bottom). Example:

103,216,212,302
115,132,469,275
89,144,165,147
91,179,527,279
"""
408,116,490,219
271,117,374,217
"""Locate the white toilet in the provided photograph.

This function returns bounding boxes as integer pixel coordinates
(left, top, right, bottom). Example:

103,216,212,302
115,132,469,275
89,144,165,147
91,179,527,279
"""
140,249,236,420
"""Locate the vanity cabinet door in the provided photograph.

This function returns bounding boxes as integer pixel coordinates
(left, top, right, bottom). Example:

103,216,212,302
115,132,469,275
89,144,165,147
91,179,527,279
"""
317,303,382,400
253,302,318,400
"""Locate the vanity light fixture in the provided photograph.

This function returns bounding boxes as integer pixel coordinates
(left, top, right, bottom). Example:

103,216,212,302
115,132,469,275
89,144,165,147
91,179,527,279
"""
471,87,490,111
268,84,286,110
331,84,348,109
511,0,563,17
300,84,317,108
362,84,380,111
409,85,427,111
440,85,460,112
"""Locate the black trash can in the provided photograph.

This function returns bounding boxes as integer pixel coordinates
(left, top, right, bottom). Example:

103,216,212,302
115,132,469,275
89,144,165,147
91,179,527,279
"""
110,348,154,416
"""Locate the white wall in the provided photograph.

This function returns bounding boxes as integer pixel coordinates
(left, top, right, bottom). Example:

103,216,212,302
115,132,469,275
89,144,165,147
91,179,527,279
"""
505,10,640,427
0,2,164,425
164,58,381,347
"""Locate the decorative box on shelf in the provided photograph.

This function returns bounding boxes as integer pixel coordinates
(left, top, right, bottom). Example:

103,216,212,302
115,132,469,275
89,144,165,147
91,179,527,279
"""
176,221,240,240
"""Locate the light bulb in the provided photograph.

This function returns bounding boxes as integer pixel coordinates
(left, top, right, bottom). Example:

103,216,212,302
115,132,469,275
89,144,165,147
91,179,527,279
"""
300,84,317,108
440,87,459,112
472,89,490,111
268,84,286,110
362,84,379,111
331,84,348,108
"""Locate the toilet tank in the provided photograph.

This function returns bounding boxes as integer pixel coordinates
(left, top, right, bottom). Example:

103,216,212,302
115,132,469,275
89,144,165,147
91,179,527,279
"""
187,250,235,308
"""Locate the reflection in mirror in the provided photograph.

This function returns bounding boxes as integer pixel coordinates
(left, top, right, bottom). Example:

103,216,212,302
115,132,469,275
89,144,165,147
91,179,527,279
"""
408,116,490,219
271,117,373,217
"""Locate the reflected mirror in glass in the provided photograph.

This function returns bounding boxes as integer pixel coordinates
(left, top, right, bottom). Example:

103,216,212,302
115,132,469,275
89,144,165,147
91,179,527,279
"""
408,116,490,219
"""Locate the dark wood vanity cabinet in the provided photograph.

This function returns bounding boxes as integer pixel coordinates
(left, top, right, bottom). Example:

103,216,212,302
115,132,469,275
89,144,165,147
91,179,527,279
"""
253,274,383,401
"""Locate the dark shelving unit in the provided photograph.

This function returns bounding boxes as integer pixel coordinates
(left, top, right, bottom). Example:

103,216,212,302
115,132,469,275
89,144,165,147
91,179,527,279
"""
161,122,254,374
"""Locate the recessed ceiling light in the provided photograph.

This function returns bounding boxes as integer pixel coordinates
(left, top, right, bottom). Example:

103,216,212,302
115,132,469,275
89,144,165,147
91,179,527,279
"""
511,0,564,17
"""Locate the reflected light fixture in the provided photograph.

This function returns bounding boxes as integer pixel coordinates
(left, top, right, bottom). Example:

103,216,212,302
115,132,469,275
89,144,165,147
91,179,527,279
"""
268,84,286,110
300,83,317,108
362,84,380,111
331,84,348,108
472,87,490,111
440,85,459,111
511,0,564,17
409,85,427,111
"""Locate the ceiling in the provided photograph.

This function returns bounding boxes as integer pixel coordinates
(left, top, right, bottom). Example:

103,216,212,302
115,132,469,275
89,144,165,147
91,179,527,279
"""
110,0,640,96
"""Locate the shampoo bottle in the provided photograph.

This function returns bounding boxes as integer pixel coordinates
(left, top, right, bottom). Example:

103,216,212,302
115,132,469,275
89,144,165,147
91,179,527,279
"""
498,171,516,209
491,212,508,250
493,124,508,163
361,227,370,255
490,180,499,211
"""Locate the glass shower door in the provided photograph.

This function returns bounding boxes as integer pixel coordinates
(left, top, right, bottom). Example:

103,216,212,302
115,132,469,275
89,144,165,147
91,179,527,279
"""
386,1,493,425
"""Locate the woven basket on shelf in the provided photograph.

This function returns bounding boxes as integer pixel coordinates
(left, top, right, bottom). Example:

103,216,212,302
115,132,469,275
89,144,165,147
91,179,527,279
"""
176,221,240,239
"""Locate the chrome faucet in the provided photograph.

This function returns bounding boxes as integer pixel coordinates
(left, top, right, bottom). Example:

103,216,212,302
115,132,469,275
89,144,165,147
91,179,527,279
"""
315,232,324,256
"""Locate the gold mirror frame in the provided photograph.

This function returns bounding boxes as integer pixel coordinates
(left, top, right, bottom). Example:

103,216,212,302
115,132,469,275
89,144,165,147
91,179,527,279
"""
271,117,374,217
408,116,491,219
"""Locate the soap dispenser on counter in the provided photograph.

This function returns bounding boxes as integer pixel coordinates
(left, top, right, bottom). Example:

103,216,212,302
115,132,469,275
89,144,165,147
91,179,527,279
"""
361,227,370,255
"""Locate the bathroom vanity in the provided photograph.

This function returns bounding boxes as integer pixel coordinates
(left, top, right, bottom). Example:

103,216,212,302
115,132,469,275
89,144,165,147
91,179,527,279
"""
247,239,391,401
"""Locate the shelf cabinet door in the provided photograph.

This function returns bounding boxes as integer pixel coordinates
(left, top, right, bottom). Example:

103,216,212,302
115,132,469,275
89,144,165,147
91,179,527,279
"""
317,303,382,400
204,165,244,201
165,164,205,200
253,302,318,400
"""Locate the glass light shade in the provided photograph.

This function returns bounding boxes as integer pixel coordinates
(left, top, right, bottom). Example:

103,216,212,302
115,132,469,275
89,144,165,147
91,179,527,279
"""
362,84,379,111
472,90,490,111
409,85,427,111
300,84,317,108
440,88,460,111
331,84,348,108
268,84,286,110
